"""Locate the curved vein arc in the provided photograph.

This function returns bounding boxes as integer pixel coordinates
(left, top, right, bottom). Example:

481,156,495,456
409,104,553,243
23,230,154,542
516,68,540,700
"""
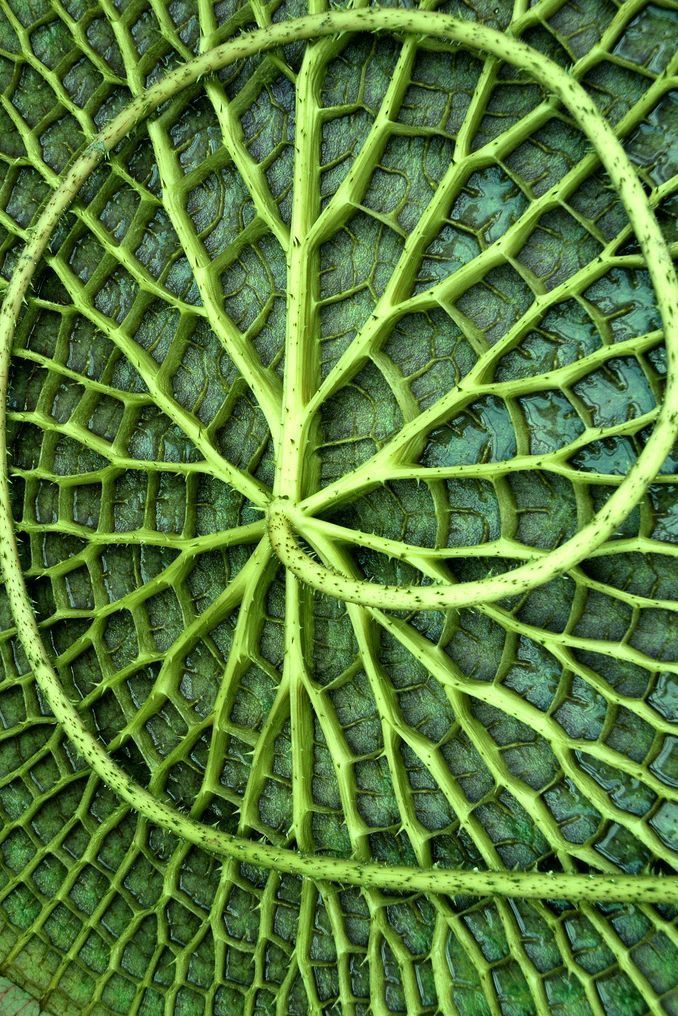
1,8,676,906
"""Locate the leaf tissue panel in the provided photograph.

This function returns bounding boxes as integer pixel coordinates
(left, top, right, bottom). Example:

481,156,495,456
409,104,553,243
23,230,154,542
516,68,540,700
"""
0,0,676,1013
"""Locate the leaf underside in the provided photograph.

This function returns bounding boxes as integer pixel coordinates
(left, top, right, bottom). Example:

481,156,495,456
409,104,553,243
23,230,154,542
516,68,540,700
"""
0,0,677,1014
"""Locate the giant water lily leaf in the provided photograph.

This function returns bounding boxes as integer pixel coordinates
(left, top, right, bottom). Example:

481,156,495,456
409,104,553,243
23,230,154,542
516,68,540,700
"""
0,0,677,1013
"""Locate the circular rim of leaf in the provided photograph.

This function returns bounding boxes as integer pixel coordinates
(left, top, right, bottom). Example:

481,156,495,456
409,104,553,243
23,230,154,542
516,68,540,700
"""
0,9,676,902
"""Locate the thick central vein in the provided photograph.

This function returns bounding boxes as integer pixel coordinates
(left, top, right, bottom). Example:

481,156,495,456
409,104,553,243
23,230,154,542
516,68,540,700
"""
274,41,326,500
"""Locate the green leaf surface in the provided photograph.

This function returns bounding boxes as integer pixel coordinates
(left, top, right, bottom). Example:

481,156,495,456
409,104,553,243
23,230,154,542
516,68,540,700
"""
0,0,676,1013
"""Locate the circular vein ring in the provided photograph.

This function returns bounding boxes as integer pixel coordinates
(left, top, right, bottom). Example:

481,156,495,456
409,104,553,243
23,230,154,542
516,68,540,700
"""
0,9,676,902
